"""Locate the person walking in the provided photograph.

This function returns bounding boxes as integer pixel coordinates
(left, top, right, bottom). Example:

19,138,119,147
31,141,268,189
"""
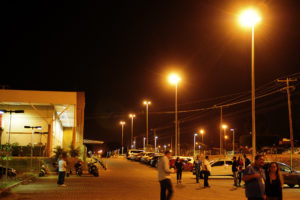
194,155,202,183
237,155,245,187
57,154,67,186
244,154,251,167
158,151,173,200
243,155,266,200
175,157,183,184
232,156,238,187
265,162,283,200
202,155,211,188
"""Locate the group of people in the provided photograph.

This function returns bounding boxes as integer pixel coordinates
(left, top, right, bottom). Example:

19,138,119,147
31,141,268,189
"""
232,154,251,187
158,151,283,200
157,151,212,200
243,155,283,200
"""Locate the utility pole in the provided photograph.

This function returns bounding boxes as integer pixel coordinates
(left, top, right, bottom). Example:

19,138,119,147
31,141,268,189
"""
220,106,223,155
178,120,180,156
277,78,297,169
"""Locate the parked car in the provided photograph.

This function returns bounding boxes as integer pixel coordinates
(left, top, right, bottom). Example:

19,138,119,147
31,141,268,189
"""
127,149,144,160
140,152,155,164
170,156,194,171
0,166,17,178
209,159,233,176
149,155,163,168
264,161,300,188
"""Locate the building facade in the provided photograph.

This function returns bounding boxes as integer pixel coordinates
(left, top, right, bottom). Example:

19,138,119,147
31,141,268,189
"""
0,89,85,157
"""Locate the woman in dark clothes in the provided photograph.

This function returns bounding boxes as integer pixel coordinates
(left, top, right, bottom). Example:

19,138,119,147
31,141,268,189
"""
175,157,183,184
266,162,283,200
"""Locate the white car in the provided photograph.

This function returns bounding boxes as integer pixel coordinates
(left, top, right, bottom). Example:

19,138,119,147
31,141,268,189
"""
209,159,233,176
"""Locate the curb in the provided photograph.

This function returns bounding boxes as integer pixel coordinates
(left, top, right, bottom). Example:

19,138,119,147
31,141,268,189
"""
0,175,36,197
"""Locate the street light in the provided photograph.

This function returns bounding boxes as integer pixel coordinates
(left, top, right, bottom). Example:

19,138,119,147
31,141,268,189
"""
200,129,205,143
224,135,228,151
155,136,158,153
24,125,42,170
119,121,125,155
143,137,146,150
143,100,151,147
0,109,24,180
239,8,261,159
128,113,136,148
230,128,235,156
194,133,197,157
168,73,181,156
222,124,227,155
163,144,167,151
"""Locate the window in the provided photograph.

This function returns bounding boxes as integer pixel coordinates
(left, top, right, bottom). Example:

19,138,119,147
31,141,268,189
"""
211,161,224,167
278,164,291,173
225,161,233,165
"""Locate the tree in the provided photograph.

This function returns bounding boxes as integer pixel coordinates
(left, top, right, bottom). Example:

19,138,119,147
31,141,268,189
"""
53,146,67,160
68,144,80,158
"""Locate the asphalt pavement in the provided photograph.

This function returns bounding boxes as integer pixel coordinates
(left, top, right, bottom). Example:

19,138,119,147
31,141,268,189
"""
1,157,299,200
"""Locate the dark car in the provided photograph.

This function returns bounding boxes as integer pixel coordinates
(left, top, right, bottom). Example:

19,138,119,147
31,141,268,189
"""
0,166,17,178
264,161,300,188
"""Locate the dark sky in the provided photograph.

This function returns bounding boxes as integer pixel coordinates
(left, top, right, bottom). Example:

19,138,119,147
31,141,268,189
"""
1,0,300,149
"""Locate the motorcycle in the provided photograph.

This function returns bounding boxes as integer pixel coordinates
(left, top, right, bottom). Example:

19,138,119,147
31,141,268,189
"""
88,162,99,177
39,165,47,177
74,161,83,176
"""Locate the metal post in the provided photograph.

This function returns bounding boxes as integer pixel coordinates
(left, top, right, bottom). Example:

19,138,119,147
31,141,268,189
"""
175,83,178,156
31,128,34,170
131,118,133,148
220,106,223,155
121,124,124,155
251,25,256,159
286,78,294,169
146,104,149,146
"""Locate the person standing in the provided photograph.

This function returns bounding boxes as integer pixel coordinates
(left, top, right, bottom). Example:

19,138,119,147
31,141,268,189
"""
194,155,202,183
237,155,245,187
243,155,266,200
158,151,173,200
57,154,67,187
244,154,251,167
232,156,238,186
175,157,183,184
202,155,211,188
265,162,283,200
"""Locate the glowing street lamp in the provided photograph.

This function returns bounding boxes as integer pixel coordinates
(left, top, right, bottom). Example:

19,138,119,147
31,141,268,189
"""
119,121,125,155
155,136,158,153
143,100,151,146
143,137,146,150
230,128,235,156
222,124,227,155
128,113,136,148
194,133,197,157
24,125,42,170
200,129,205,143
168,73,181,156
239,8,261,159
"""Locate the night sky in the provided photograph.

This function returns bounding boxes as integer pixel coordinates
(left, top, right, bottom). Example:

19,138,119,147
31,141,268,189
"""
1,0,300,150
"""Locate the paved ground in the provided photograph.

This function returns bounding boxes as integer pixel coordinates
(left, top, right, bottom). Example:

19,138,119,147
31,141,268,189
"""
1,157,300,200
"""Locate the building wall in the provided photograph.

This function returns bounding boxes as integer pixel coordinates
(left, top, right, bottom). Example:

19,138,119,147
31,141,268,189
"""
0,105,51,146
63,127,73,149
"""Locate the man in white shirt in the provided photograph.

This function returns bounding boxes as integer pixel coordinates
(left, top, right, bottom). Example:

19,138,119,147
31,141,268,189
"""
158,151,173,200
203,155,211,188
57,155,67,186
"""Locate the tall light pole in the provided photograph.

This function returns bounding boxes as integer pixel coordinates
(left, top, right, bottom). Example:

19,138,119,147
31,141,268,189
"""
168,73,181,156
143,100,151,147
24,125,42,171
194,133,197,157
239,8,261,159
120,121,125,155
128,113,136,148
200,129,205,143
230,129,235,156
222,124,227,155
224,135,228,151
0,109,24,181
155,136,158,153
143,137,146,150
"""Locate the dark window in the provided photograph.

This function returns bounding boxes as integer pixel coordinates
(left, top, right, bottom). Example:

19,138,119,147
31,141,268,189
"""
226,161,233,165
211,161,224,167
